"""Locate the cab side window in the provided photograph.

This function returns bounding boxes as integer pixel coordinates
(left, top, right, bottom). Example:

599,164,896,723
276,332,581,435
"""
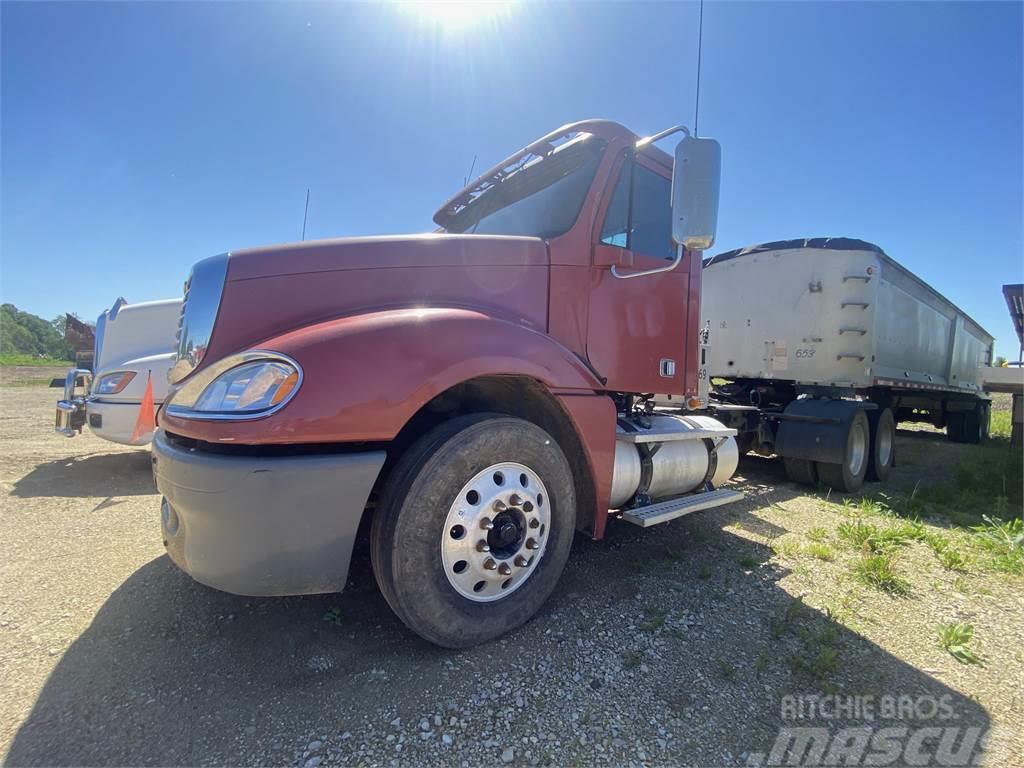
599,159,674,260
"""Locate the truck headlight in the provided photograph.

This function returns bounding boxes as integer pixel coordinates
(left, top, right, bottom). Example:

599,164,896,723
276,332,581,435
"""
191,360,299,414
94,371,136,395
163,351,302,420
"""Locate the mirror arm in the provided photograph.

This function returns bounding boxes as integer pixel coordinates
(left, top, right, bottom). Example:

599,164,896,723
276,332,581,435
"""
636,125,690,148
610,244,683,280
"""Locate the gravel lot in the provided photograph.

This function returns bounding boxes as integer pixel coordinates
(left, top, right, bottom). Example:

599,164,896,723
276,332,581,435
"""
1,386,1020,767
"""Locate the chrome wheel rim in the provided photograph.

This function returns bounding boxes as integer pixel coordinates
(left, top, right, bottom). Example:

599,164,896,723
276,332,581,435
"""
441,462,550,603
877,420,894,467
848,420,868,476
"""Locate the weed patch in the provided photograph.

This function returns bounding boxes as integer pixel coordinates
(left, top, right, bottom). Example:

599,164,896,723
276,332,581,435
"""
936,622,983,665
853,553,911,596
805,542,836,561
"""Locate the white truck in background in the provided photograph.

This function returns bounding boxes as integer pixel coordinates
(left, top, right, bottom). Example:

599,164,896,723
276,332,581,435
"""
55,297,182,445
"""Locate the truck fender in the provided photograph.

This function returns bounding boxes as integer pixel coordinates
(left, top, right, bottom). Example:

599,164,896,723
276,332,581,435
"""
159,307,605,446
774,399,877,465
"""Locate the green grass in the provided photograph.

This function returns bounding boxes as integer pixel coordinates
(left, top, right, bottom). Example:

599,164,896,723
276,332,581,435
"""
621,650,643,670
770,597,842,689
989,410,1012,439
853,553,911,596
837,519,881,549
971,516,1024,575
805,542,836,562
806,526,829,542
640,607,667,633
322,606,344,626
772,538,803,559
937,547,969,572
0,354,73,367
936,622,982,665
755,651,770,674
737,552,761,569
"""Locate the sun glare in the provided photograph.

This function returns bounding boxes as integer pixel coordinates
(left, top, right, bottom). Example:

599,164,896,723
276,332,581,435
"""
401,0,516,32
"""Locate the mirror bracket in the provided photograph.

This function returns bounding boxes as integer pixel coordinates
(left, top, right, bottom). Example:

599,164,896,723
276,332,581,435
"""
636,125,691,148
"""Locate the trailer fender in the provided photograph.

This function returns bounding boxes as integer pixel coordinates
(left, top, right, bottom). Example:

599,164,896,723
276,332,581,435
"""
774,399,877,465
159,307,604,445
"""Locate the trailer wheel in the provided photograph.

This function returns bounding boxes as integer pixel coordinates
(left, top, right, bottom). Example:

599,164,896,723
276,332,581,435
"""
370,413,575,648
816,410,870,493
866,408,896,482
961,402,988,445
948,402,987,445
946,412,966,443
783,458,818,486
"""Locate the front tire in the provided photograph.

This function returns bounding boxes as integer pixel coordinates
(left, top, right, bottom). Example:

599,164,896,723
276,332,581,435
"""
371,414,576,648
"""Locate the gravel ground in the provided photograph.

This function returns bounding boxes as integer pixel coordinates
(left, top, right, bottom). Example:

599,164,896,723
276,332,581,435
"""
1,386,1020,767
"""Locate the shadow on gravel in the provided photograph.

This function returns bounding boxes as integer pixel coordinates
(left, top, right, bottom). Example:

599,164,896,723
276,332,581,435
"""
10,450,153,498
5,453,994,767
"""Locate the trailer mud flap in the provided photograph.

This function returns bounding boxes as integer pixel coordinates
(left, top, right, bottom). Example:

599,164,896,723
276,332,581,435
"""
774,399,876,465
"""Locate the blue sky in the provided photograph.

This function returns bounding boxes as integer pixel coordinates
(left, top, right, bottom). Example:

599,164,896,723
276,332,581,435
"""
2,1,1022,358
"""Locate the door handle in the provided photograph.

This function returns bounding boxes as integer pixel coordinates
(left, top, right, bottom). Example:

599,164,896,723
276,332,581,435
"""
610,245,682,280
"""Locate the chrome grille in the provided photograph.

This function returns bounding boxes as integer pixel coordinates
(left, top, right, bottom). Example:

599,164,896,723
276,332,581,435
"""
174,275,191,353
169,253,229,383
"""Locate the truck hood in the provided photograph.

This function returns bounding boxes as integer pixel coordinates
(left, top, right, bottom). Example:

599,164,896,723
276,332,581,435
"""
198,233,551,368
227,233,547,281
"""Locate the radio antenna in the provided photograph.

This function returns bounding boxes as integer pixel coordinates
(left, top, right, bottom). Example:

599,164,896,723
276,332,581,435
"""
694,0,704,136
463,154,477,188
301,188,310,241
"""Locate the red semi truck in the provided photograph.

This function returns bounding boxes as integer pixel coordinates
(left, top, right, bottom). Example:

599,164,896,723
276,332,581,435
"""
153,120,747,647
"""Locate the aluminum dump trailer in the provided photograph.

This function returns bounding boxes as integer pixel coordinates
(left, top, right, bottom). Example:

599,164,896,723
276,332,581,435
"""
699,238,995,492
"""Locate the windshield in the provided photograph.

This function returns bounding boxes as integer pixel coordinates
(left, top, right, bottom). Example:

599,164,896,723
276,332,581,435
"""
443,136,606,238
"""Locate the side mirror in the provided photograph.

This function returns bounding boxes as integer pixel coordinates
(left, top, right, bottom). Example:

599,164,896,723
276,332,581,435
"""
671,135,721,251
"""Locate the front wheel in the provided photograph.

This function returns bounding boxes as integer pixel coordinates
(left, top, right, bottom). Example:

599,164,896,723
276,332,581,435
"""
371,414,576,648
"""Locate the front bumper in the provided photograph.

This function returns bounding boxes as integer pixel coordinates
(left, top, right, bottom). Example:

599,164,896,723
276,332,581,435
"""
56,398,159,445
54,368,93,437
152,430,386,596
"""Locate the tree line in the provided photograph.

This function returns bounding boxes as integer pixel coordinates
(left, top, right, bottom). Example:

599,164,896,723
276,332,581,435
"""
0,304,79,360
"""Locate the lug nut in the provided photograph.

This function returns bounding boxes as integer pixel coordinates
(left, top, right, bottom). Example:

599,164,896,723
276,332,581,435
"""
514,555,529,567
492,499,507,513
526,538,539,550
509,494,523,506
498,562,512,576
529,518,540,529
483,558,497,570
476,540,490,553
480,517,494,530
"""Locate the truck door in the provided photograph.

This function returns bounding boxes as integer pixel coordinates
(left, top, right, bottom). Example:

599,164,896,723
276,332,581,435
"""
586,153,693,396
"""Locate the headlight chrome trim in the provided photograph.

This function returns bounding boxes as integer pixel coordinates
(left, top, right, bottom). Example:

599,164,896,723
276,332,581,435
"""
164,350,303,421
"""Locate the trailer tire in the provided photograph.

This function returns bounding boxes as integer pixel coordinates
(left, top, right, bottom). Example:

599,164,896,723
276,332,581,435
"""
866,408,896,482
946,412,966,443
371,413,576,648
816,410,870,493
783,458,818,486
948,402,987,445
961,402,987,445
